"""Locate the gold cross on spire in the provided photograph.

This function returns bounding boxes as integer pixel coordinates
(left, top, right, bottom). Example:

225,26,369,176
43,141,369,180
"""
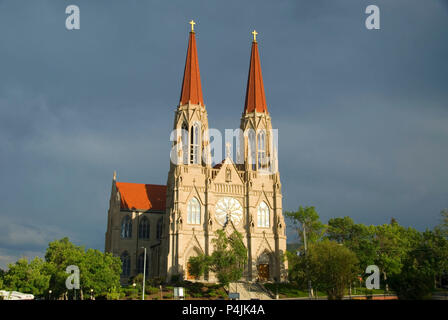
189,20,196,32
252,30,258,42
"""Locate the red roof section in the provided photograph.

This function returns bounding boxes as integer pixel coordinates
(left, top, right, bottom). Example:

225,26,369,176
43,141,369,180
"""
179,31,204,106
244,41,268,114
116,182,166,212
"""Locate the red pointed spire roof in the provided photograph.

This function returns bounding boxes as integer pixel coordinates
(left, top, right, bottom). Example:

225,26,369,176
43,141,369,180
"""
179,27,204,106
244,33,268,114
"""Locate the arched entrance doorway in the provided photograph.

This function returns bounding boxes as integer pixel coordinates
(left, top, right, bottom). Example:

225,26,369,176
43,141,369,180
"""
256,250,272,282
185,247,202,280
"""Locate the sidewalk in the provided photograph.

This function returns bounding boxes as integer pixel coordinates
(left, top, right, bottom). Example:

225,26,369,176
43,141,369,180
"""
228,282,273,300
279,293,398,300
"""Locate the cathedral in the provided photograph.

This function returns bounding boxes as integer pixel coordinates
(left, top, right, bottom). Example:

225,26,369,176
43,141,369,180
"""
105,22,287,284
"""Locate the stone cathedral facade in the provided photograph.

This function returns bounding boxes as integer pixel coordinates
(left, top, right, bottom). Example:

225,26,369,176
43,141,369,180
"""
105,24,287,284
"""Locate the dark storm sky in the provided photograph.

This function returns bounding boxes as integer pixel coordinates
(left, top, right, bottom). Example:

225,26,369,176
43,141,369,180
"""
0,0,447,268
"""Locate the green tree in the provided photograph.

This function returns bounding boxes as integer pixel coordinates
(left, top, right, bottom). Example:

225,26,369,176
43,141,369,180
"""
0,268,5,289
188,255,212,281
388,237,438,300
435,209,448,238
45,237,121,299
326,218,378,274
3,257,50,297
417,230,448,288
374,223,420,285
285,250,307,289
78,248,122,298
44,237,85,298
188,229,247,286
326,216,356,243
285,206,325,250
307,240,359,300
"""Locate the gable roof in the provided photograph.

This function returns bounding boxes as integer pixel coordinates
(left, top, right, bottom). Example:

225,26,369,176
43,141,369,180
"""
213,159,244,171
116,182,166,212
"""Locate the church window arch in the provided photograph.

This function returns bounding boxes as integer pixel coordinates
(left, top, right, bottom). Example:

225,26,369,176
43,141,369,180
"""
120,251,131,277
139,216,150,240
257,201,270,228
156,218,163,240
187,197,201,225
257,130,266,169
248,129,256,171
121,215,132,239
190,122,201,164
181,122,189,164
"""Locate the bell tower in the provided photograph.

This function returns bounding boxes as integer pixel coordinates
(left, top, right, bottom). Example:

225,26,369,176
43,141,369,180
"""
162,21,212,280
240,30,277,174
239,31,286,282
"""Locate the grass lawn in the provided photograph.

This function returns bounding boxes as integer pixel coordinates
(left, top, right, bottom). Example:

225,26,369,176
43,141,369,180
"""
264,283,325,298
121,281,227,300
264,283,389,299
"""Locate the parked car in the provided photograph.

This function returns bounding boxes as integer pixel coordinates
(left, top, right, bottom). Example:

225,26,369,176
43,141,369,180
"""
0,290,35,300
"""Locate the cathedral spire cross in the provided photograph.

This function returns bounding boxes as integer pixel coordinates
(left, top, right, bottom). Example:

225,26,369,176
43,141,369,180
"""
189,20,196,32
252,30,258,42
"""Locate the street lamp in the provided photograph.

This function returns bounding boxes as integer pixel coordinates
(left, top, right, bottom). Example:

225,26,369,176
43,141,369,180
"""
48,290,52,300
90,289,94,300
141,247,147,301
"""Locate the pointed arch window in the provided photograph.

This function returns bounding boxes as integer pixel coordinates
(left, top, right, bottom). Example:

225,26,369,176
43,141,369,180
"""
121,215,132,239
137,252,149,275
181,122,189,164
257,201,270,228
257,130,266,169
120,252,131,277
156,218,163,240
139,216,150,240
190,122,201,164
187,197,201,225
248,129,256,171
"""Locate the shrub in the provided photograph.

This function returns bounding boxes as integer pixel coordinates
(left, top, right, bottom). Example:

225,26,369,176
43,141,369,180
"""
106,291,121,300
389,269,434,300
146,286,159,295
170,275,181,285
163,293,173,299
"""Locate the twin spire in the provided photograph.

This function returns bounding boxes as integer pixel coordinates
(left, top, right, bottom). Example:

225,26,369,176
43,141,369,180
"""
179,22,204,106
179,21,268,114
244,31,268,113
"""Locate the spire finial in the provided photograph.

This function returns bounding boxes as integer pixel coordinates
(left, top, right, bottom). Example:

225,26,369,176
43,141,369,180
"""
189,20,196,32
113,170,116,181
252,30,258,42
